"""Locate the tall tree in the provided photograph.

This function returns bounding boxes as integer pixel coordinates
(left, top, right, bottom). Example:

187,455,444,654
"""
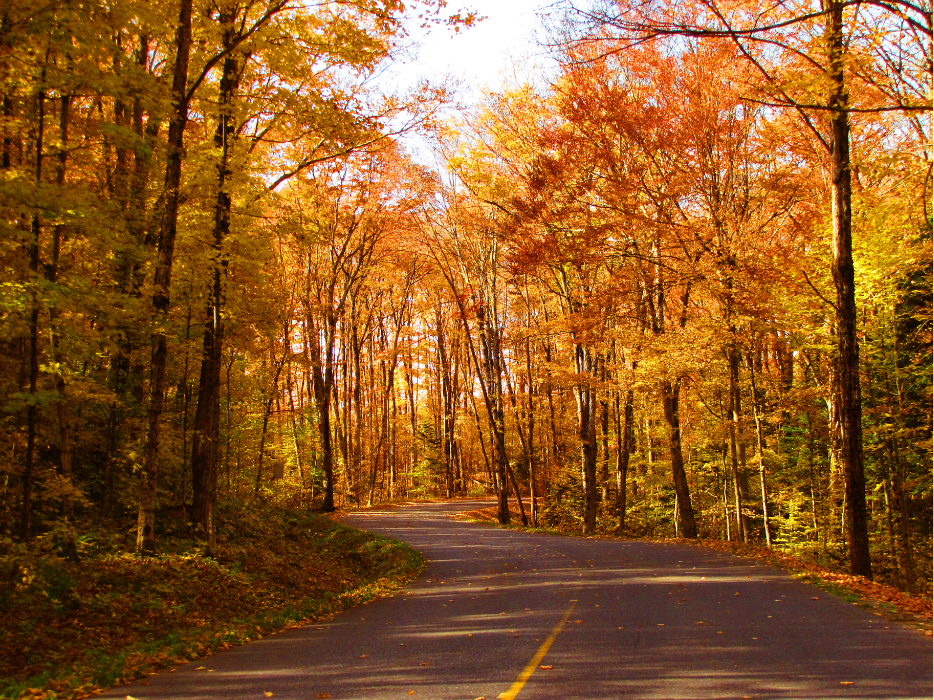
557,0,931,576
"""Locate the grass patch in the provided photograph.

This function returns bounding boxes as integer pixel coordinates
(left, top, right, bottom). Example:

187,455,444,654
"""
0,505,424,700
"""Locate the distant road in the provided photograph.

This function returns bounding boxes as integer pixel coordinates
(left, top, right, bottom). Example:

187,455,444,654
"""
104,500,932,700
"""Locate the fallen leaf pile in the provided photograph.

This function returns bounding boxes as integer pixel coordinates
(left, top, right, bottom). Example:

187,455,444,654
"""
0,506,424,700
689,538,933,622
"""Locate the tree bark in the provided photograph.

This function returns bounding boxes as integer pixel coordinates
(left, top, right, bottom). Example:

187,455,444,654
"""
138,0,193,554
662,378,697,538
827,0,871,579
728,345,747,541
748,351,772,547
617,387,633,533
191,32,240,550
49,94,74,520
20,89,45,541
575,345,599,535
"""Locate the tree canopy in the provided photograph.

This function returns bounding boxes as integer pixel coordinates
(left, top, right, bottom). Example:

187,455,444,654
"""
0,0,930,593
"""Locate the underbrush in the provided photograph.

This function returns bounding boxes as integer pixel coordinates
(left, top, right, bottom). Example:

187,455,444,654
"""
0,505,424,700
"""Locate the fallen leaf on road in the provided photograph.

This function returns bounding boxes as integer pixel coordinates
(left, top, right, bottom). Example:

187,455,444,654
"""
420,662,428,666
572,620,582,624
840,682,854,685
812,597,819,600
735,592,741,596
696,621,705,625
408,691,415,695
540,665,553,670
316,694,331,699
359,654,367,659
195,666,207,670
264,692,273,697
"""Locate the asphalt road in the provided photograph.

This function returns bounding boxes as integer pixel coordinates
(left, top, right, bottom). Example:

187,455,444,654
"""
102,500,932,700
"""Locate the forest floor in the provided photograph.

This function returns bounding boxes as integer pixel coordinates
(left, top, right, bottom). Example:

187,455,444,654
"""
455,503,933,636
0,506,424,700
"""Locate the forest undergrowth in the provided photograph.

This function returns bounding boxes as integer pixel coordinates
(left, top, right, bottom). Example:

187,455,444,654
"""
0,506,424,700
454,503,933,634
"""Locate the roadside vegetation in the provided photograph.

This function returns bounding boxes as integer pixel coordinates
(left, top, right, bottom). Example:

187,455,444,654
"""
0,506,424,700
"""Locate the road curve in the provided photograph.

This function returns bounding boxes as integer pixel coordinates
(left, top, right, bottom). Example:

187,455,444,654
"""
102,499,931,700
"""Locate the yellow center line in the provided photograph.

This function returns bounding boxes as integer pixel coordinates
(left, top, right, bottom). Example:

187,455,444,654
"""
497,597,578,700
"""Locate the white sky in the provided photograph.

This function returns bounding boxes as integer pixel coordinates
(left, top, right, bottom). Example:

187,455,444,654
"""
372,1,560,164
384,0,559,105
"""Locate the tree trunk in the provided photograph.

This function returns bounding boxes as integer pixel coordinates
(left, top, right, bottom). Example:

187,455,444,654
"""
575,345,599,535
748,352,772,547
599,388,610,502
254,350,285,495
617,387,633,533
827,0,871,580
661,378,697,538
138,0,193,554
191,39,239,549
888,437,915,592
526,334,537,526
19,87,46,542
728,345,747,541
49,94,74,520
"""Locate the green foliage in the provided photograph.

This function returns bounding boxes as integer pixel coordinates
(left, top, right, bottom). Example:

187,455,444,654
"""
541,468,583,531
